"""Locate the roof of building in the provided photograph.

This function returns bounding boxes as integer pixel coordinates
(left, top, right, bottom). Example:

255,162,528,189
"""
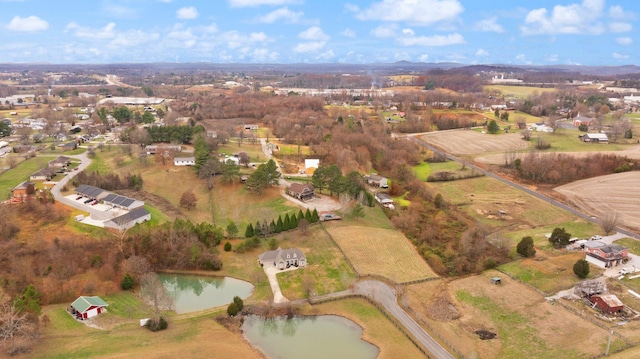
49,156,71,165
12,181,35,191
593,294,624,308
76,184,106,198
599,244,628,254
289,182,314,194
259,247,306,263
106,208,150,227
583,133,609,140
367,174,386,181
102,193,143,209
71,296,108,313
584,241,606,249
375,192,393,201
31,167,57,177
174,157,195,162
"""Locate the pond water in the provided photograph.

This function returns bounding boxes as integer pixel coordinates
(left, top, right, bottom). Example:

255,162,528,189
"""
157,273,254,314
242,315,379,359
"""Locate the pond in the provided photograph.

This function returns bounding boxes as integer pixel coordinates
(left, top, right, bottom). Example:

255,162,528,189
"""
242,315,379,359
157,273,254,314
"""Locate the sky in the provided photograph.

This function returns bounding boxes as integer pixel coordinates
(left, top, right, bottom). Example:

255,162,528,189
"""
0,0,638,65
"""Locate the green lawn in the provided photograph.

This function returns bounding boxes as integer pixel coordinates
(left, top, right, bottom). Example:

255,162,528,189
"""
614,238,640,255
484,85,557,99
412,162,431,181
528,131,630,152
0,156,52,199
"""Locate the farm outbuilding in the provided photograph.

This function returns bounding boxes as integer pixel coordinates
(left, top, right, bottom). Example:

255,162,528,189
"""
490,277,502,285
70,296,108,320
590,294,624,314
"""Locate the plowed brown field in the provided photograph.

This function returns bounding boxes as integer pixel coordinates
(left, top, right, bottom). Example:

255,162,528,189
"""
420,130,529,155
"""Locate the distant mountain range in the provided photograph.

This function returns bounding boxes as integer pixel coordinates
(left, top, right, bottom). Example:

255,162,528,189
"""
0,61,639,77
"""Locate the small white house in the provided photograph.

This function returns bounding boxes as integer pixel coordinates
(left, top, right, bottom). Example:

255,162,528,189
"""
174,157,195,166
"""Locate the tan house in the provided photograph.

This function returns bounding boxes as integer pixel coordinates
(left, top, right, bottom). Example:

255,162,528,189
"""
286,183,314,202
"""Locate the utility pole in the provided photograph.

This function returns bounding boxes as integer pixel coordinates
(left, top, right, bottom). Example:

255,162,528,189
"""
605,329,614,356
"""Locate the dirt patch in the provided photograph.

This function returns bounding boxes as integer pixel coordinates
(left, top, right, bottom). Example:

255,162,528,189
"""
425,293,461,321
420,130,529,155
555,171,640,231
475,330,497,340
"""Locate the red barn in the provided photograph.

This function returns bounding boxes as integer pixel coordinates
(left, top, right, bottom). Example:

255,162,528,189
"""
590,294,624,314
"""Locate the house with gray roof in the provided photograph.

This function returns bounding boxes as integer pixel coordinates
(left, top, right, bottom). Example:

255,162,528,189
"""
258,247,307,270
104,208,151,231
365,174,388,188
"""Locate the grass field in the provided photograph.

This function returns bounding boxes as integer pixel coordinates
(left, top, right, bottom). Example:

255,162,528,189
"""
484,85,557,99
276,225,357,298
498,250,605,294
615,238,640,255
529,130,630,152
420,130,529,156
428,176,573,230
274,142,313,156
326,225,437,282
0,155,53,199
404,270,612,359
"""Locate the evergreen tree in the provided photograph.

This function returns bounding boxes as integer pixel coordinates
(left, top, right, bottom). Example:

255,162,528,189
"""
487,120,500,134
244,223,254,238
275,216,284,233
226,220,239,238
573,259,590,279
233,296,244,311
254,220,263,236
284,213,291,231
516,236,536,257
269,220,277,234
549,227,571,248
297,210,304,225
311,208,319,223
121,273,135,290
13,284,42,315
305,208,312,222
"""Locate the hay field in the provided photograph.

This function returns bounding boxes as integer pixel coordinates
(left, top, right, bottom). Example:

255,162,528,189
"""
476,144,640,165
404,271,613,359
325,226,437,282
555,171,640,231
420,130,529,155
484,85,557,99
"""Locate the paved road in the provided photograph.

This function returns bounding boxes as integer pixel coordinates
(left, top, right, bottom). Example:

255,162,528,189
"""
405,135,640,240
353,280,455,359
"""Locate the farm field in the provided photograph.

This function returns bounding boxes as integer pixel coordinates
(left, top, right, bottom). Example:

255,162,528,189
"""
420,130,529,156
325,225,437,282
555,171,640,231
403,271,614,359
428,176,573,229
0,155,54,199
484,85,557,99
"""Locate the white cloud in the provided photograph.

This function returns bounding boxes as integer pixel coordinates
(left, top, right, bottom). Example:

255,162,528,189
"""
609,22,632,33
418,54,429,62
608,5,635,20
103,2,137,19
475,48,489,57
397,33,464,46
474,17,504,33
612,52,629,59
110,30,160,48
341,28,356,38
66,22,116,39
293,41,326,53
515,53,532,64
298,26,329,41
371,24,399,38
6,16,48,32
546,54,559,62
222,31,270,49
257,7,303,23
616,37,632,45
228,0,301,7
353,0,463,25
521,0,606,35
177,6,199,19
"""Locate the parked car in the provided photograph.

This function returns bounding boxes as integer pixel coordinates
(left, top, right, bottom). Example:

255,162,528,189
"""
590,235,603,241
76,196,83,200
84,198,93,204
320,213,342,221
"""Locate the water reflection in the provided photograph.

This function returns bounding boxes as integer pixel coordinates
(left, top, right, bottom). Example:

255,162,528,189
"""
243,315,379,359
157,273,253,314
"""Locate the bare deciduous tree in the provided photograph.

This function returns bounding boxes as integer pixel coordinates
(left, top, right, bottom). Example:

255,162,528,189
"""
600,211,619,235
140,273,173,324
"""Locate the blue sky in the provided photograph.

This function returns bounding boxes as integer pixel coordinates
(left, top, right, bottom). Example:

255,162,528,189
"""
0,0,637,65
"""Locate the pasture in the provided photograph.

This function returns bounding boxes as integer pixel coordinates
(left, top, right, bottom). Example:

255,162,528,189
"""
325,225,437,282
403,270,614,359
0,155,52,199
484,85,557,99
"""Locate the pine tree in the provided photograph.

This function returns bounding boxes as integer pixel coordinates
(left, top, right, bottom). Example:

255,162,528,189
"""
255,220,263,236
269,220,276,234
276,215,284,233
311,208,319,223
305,208,312,222
283,213,291,231
297,210,304,224
245,223,254,238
